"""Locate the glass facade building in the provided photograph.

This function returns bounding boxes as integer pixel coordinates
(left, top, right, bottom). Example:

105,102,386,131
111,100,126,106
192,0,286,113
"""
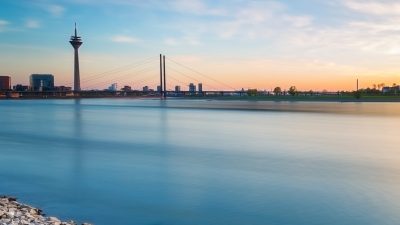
30,74,55,91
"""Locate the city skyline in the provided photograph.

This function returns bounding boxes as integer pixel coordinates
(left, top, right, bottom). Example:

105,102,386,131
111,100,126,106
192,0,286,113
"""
1,0,400,91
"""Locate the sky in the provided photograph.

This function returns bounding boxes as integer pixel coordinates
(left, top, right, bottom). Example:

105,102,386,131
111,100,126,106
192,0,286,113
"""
1,0,400,91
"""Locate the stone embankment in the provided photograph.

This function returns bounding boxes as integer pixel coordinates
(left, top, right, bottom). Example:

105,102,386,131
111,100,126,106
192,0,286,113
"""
0,196,92,225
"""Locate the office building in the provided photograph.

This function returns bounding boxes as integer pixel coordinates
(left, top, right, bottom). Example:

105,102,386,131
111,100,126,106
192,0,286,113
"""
0,76,11,90
30,74,54,91
198,83,203,92
382,86,400,94
175,85,181,92
108,83,118,91
189,83,196,93
143,86,149,92
54,86,72,92
13,84,29,92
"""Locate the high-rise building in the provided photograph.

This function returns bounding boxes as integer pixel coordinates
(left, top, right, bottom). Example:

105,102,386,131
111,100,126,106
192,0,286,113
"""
13,84,29,92
143,86,149,92
198,83,203,92
157,85,162,93
122,85,132,92
0,76,11,90
108,83,118,91
70,23,83,92
189,83,196,93
30,74,54,91
175,85,181,92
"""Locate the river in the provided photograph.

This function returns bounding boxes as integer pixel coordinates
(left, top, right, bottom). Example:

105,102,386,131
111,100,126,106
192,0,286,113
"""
0,99,399,225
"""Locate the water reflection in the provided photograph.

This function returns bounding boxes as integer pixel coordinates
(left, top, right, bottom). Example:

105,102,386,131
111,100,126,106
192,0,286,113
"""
74,99,82,140
71,99,84,203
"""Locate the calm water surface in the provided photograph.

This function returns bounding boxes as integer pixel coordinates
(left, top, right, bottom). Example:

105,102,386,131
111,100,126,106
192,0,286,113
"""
0,99,399,225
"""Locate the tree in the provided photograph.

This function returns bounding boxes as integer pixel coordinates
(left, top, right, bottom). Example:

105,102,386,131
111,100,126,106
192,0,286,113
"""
247,89,258,96
288,86,297,96
273,87,282,95
354,91,361,99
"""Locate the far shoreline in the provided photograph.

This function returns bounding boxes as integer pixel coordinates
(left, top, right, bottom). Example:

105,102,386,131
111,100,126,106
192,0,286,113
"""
1,95,400,102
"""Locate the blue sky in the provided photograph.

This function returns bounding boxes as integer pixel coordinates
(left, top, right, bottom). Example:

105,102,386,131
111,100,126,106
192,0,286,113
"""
1,0,400,90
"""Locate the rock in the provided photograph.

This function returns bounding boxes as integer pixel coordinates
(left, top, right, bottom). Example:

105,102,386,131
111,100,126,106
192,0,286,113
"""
7,210,15,218
3,196,17,202
1,218,10,223
0,196,93,225
48,216,60,222
30,208,38,215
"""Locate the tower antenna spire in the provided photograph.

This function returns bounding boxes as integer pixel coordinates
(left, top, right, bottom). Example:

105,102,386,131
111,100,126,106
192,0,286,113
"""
74,22,77,37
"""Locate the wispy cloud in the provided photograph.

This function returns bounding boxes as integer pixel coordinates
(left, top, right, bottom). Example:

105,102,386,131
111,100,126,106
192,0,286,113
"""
161,0,400,60
169,0,225,16
283,15,313,28
25,19,40,29
343,0,400,15
0,19,9,32
164,36,200,46
47,4,65,17
111,35,140,43
164,38,178,46
206,1,314,40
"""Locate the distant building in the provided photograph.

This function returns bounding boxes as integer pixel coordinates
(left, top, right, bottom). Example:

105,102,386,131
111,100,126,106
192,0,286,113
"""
175,85,181,92
122,85,132,92
189,83,196,93
13,84,29,92
108,83,118,91
30,74,54,91
157,85,162,93
0,76,11,90
198,83,203,92
143,86,149,92
382,86,400,94
54,86,72,92
382,87,389,93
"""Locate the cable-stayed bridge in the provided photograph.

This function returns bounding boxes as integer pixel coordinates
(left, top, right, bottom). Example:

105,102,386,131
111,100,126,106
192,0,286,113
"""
52,54,242,98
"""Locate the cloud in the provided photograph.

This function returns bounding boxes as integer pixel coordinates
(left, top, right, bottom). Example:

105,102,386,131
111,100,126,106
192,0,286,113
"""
283,15,313,28
343,0,400,15
206,1,312,39
164,38,178,46
47,4,65,17
306,1,400,55
169,0,225,16
164,36,200,46
25,19,40,29
169,55,202,64
71,0,226,16
111,35,140,43
0,20,9,32
162,0,400,60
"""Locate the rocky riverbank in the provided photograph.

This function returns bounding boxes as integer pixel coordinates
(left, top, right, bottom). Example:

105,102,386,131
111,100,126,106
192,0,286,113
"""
0,196,91,225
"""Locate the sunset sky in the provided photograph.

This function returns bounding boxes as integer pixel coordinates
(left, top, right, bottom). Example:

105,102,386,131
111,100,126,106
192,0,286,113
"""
1,0,400,91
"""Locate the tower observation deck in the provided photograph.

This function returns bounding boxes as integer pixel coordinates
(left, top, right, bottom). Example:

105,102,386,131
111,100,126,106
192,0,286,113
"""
70,23,83,92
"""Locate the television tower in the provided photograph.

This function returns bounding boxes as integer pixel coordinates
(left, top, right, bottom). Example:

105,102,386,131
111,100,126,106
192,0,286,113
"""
70,23,82,92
